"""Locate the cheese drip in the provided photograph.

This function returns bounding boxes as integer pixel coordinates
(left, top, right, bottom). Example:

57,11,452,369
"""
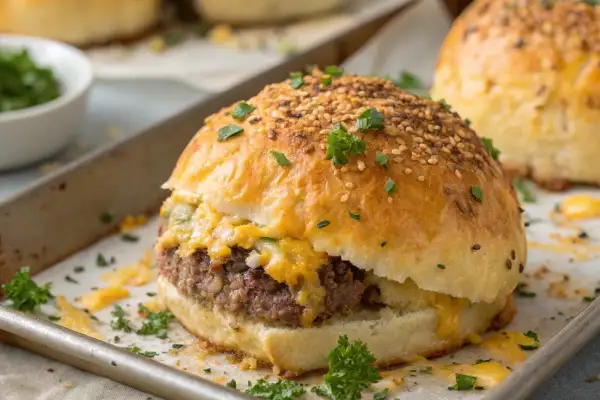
158,195,327,325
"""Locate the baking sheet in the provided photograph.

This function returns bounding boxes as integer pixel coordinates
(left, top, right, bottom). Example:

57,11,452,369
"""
7,183,599,399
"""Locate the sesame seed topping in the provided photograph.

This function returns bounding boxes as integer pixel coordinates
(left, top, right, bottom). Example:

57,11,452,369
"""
506,259,512,270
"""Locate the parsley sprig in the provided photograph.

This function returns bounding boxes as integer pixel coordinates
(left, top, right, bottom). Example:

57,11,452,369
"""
326,124,366,165
136,304,174,339
311,335,381,400
393,71,423,90
110,305,133,333
449,373,478,391
246,379,306,400
356,108,384,131
481,137,501,161
2,267,53,312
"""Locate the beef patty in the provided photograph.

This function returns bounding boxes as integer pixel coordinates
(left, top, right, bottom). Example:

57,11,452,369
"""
157,247,365,327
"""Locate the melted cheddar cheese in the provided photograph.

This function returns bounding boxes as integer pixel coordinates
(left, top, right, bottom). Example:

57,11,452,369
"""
434,296,469,339
560,195,600,219
143,297,167,313
408,358,511,389
102,250,154,287
481,331,539,364
56,296,101,339
78,287,130,312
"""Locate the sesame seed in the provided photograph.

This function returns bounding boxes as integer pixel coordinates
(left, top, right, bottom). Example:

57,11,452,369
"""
405,168,413,174
391,149,402,155
340,193,349,203
427,157,438,165
340,166,349,173
388,197,393,203
345,182,354,189
506,259,512,270
357,161,366,171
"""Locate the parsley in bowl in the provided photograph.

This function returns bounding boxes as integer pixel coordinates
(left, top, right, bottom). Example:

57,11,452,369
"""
0,48,62,113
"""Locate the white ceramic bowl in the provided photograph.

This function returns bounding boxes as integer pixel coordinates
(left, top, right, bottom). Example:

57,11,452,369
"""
0,35,93,171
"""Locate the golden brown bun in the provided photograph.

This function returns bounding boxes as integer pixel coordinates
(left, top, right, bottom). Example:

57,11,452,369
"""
158,277,512,374
0,0,161,46
432,0,600,188
165,71,526,303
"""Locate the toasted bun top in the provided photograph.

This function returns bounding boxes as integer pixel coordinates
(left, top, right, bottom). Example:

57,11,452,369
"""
164,70,526,303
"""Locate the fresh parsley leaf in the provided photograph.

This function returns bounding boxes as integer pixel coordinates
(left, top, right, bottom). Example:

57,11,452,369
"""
524,330,539,341
324,65,344,77
48,315,61,322
121,233,139,242
375,152,388,168
373,388,391,400
348,211,360,221
218,124,244,141
311,335,381,400
2,267,53,312
481,137,501,161
289,72,304,89
96,253,115,267
326,123,366,165
65,275,78,284
449,374,477,391
317,220,330,229
271,151,290,166
584,296,596,302
126,346,158,358
321,75,333,86
137,304,174,339
437,264,446,270
393,71,422,90
110,305,133,333
384,179,396,194
172,344,185,349
260,237,278,243
146,292,156,297
73,266,85,273
232,101,256,120
471,186,483,202
226,379,238,389
246,379,306,400
100,211,114,224
519,344,540,351
465,118,472,128
439,99,451,111
356,108,384,131
516,282,536,298
475,359,491,364
512,178,536,203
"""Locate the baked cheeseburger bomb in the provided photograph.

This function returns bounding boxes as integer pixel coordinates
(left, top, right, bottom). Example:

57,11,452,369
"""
156,70,526,374
432,0,600,190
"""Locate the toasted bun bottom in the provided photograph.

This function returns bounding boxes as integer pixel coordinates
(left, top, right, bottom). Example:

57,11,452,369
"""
158,277,513,374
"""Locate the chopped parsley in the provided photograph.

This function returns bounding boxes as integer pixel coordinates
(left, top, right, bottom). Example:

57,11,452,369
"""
146,292,156,297
310,335,380,400
524,330,538,341
217,124,244,141
172,344,185,349
348,211,360,221
316,220,331,229
126,346,158,358
48,315,61,322
271,151,290,166
65,275,79,284
114,336,121,343
110,305,133,333
137,304,174,339
231,101,256,120
260,237,278,243
356,108,384,131
373,388,390,400
96,253,115,267
513,178,536,203
519,330,540,350
439,99,451,111
246,379,306,400
121,233,140,242
100,211,114,224
471,186,483,202
516,283,536,298
481,137,501,161
2,267,53,312
289,72,304,89
324,65,344,77
393,71,422,90
584,296,596,302
326,123,366,165
375,152,388,168
449,374,477,391
73,266,85,273
475,359,491,364
380,241,387,247
226,379,238,389
321,75,333,86
384,179,396,194
203,368,212,373
465,118,472,128
437,264,446,270
584,0,598,5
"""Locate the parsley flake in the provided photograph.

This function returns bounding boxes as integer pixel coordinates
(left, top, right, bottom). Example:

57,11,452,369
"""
110,305,133,333
65,275,78,284
519,331,540,350
311,335,381,400
512,178,536,203
584,296,596,302
380,241,387,247
475,359,491,364
271,151,290,166
324,65,344,77
121,233,139,242
289,72,304,89
231,101,255,120
246,379,306,400
393,71,422,90
465,118,472,128
126,346,158,358
260,237,278,243
516,283,536,298
481,137,501,161
48,315,61,322
137,304,174,339
348,210,360,221
449,374,477,391
226,379,238,389
172,344,185,349
471,186,483,202
146,292,156,297
218,124,243,141
326,123,366,165
100,211,114,224
375,152,388,168
74,266,85,273
524,330,539,341
439,99,451,111
203,368,212,373
321,75,333,86
96,253,115,267
437,264,446,270
373,388,390,400
356,108,384,131
2,267,53,312
316,220,330,229
584,0,598,5
384,179,396,194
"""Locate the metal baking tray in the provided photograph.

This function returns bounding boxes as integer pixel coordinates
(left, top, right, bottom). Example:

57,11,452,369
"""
2,0,600,398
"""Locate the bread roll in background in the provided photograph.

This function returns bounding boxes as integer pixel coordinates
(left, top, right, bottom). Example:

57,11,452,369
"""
432,0,600,190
